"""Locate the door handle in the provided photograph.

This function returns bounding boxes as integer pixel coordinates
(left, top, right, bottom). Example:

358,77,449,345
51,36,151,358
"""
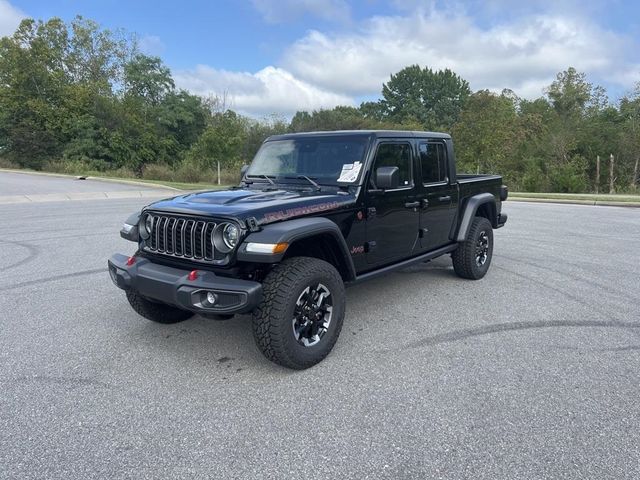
404,201,420,209
438,195,451,202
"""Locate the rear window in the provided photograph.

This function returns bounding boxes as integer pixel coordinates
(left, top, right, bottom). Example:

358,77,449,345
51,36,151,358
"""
419,142,447,184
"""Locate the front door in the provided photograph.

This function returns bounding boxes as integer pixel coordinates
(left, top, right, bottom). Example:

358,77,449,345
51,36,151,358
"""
417,141,458,250
365,141,420,265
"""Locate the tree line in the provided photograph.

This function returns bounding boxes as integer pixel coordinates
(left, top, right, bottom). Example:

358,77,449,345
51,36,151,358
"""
1,16,639,191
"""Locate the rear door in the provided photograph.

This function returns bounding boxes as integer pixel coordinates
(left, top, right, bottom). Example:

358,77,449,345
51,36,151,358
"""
417,141,458,250
365,141,420,265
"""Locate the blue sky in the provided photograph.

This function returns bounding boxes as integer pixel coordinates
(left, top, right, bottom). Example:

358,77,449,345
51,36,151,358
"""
2,0,639,117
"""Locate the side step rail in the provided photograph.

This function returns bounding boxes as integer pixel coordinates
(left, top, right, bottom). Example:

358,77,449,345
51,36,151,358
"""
348,243,458,286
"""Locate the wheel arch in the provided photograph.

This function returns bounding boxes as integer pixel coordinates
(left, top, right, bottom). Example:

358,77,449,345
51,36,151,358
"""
237,217,356,281
456,193,498,242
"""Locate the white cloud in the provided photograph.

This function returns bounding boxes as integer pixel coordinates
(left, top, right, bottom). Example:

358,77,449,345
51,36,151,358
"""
251,0,350,23
174,65,353,116
175,3,639,116
0,0,26,38
281,10,639,99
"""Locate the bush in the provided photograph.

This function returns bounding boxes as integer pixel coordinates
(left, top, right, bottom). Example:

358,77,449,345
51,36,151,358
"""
0,157,19,169
142,164,175,181
174,161,208,183
520,159,550,192
142,162,238,185
548,156,588,193
43,159,93,175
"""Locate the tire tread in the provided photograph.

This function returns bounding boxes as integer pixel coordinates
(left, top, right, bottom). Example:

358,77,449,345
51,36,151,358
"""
252,257,345,369
452,216,493,280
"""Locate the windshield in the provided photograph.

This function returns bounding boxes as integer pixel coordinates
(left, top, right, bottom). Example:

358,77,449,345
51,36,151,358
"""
247,136,369,185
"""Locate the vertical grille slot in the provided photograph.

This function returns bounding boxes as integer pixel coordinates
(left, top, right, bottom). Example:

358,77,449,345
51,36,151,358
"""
185,220,195,257
157,217,167,251
205,223,215,260
166,218,176,254
193,221,205,258
174,219,185,255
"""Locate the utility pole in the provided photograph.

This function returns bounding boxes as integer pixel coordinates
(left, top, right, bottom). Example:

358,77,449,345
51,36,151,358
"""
609,153,615,194
632,156,639,191
595,155,600,194
217,161,221,185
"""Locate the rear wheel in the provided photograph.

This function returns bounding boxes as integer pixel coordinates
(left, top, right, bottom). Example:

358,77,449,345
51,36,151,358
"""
452,216,494,280
252,257,345,369
126,290,193,324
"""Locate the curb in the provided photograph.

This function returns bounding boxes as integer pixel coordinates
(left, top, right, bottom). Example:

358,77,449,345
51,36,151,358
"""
0,190,179,205
508,197,640,207
0,168,181,191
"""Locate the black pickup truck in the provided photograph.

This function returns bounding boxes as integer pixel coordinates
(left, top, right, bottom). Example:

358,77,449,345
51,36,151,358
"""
109,130,507,369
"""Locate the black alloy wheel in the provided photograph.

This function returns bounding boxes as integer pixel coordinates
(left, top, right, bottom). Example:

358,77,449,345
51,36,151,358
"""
292,283,333,347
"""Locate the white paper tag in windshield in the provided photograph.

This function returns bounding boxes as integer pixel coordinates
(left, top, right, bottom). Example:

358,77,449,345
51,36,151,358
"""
337,161,362,183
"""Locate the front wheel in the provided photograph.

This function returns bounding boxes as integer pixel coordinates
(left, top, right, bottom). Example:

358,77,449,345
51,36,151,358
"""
252,257,345,369
452,216,494,280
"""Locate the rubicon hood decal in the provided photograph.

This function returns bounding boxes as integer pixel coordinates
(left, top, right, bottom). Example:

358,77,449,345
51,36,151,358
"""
263,201,341,222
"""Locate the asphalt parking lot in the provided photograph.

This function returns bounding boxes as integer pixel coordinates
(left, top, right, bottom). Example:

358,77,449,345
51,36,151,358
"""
1,173,639,479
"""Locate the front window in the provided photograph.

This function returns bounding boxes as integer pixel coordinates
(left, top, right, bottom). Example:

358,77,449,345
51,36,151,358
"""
247,136,369,185
370,142,413,189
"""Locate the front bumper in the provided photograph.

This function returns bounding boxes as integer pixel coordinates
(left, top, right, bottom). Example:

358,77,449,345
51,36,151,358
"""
108,253,262,315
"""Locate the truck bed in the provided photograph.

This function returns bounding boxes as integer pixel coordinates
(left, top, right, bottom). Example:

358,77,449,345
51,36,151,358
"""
457,173,505,219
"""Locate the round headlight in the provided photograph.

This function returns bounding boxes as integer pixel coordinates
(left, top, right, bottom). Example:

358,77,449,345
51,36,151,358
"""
223,223,239,249
212,222,239,254
139,214,153,239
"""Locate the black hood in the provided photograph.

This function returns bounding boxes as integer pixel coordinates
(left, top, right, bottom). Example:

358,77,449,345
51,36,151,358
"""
146,186,357,225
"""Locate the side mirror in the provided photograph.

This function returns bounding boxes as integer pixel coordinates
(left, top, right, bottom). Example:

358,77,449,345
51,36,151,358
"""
375,166,399,190
240,164,249,182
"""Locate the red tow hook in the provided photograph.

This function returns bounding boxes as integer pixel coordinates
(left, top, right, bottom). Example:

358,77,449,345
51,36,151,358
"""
188,270,199,281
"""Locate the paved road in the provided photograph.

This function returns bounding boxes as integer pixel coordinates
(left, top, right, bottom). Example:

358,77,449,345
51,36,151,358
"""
1,175,639,479
0,171,169,195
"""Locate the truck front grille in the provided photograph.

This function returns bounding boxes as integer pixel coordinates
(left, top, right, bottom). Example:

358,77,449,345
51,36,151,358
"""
145,214,217,261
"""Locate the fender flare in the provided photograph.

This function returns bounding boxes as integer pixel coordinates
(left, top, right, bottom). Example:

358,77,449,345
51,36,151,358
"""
120,211,141,242
236,217,356,281
456,193,497,242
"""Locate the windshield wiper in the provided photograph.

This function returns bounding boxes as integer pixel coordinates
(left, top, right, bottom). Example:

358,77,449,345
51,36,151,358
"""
246,174,276,186
285,175,321,190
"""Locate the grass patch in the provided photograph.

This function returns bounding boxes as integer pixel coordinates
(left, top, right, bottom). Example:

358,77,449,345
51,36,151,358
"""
0,167,232,191
103,177,228,191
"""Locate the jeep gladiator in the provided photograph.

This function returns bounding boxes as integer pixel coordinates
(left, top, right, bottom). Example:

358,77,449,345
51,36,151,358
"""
108,130,508,369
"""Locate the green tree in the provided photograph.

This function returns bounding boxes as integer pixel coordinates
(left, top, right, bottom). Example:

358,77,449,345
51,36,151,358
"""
380,65,471,130
289,106,376,132
452,90,521,177
184,110,247,171
124,54,174,106
546,67,593,120
618,85,640,190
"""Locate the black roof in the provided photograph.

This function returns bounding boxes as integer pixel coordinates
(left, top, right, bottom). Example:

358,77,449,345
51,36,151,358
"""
266,130,451,142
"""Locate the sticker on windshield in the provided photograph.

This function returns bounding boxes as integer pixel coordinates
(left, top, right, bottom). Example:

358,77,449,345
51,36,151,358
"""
337,161,362,183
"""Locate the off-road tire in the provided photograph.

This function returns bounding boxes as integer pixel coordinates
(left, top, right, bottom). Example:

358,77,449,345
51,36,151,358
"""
126,290,194,324
452,216,494,280
252,257,345,370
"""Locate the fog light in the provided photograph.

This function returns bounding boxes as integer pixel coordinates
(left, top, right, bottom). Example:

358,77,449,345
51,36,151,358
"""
206,291,217,305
